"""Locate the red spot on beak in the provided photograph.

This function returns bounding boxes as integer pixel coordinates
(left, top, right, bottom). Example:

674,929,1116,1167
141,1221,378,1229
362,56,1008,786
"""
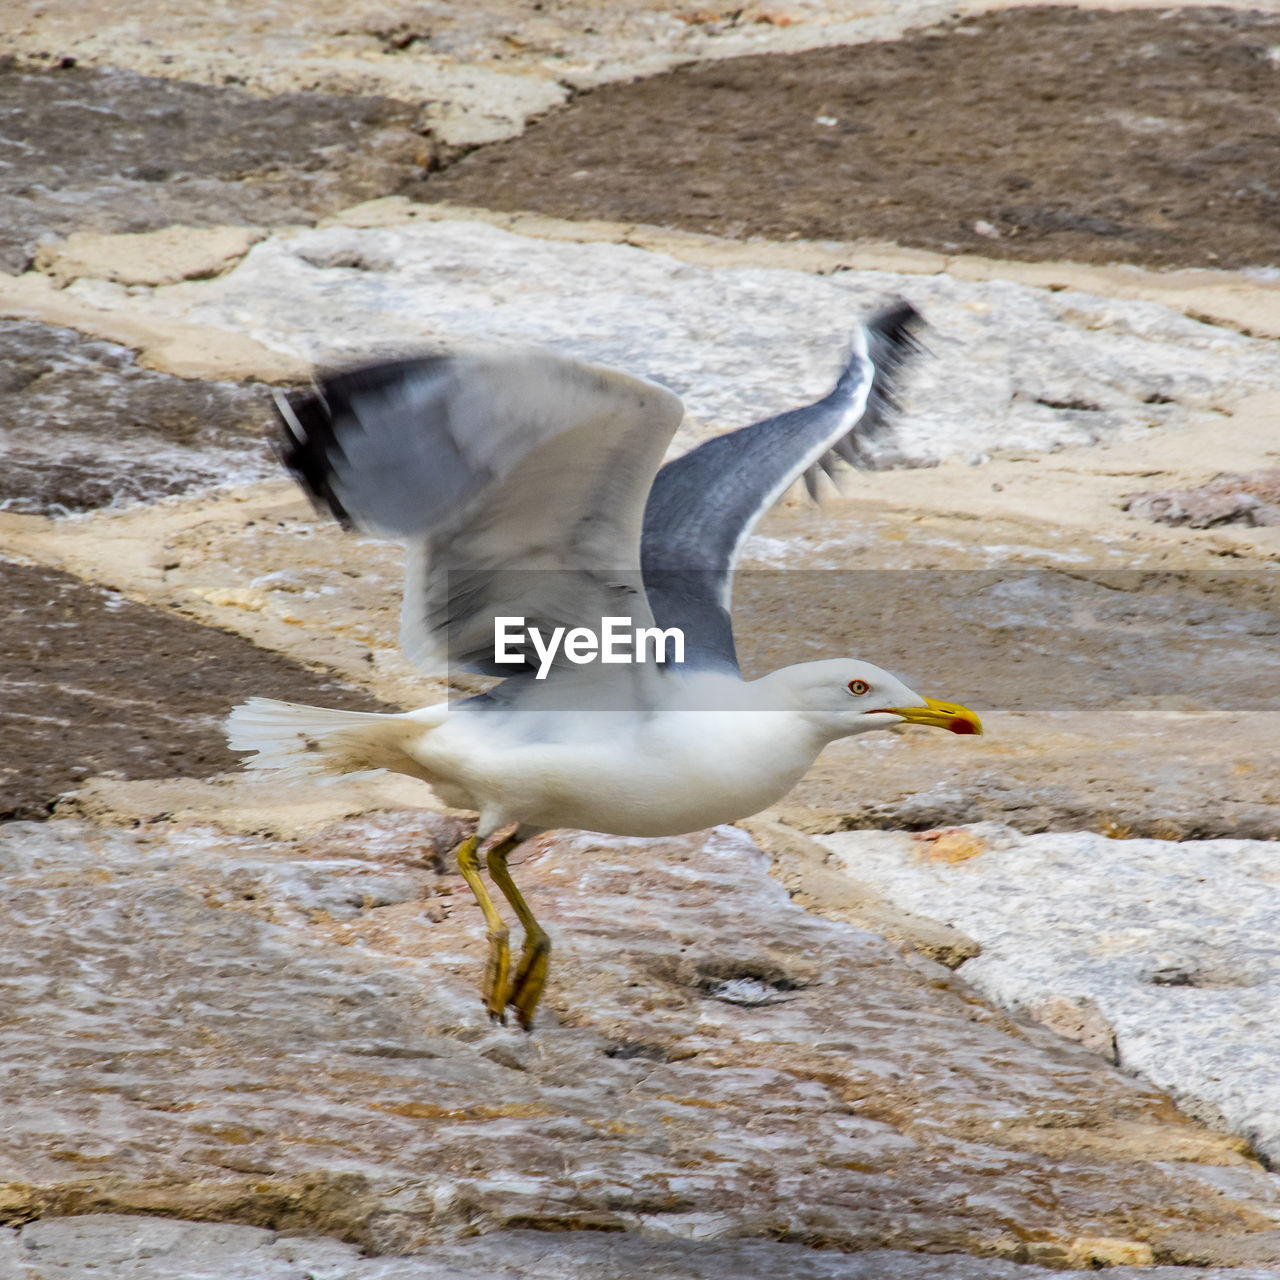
948,718,979,735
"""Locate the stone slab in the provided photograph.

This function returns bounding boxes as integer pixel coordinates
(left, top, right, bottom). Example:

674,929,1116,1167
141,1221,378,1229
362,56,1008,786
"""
0,319,270,515
818,825,1280,1167
6,0,1280,162
419,8,1280,273
9,1216,1280,1279
37,219,1280,469
324,199,1280,341
34,227,268,290
0,558,390,820
0,816,1275,1265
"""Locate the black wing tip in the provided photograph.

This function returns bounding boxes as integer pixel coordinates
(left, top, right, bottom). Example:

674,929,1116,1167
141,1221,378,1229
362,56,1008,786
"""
271,383,354,528
864,296,927,408
862,299,928,389
835,298,925,391
270,354,455,530
867,298,926,352
825,299,928,475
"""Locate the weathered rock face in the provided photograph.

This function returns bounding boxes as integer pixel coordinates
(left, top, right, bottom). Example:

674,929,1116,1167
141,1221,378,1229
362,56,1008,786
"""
817,825,1280,1169
1124,471,1280,530
1,814,1276,1266
732,560,1280,840
0,61,427,274
0,0,964,156
778,709,1280,842
39,218,1280,466
4,4,1280,1272
0,319,271,514
7,1215,1280,1279
418,7,1280,272
0,558,389,821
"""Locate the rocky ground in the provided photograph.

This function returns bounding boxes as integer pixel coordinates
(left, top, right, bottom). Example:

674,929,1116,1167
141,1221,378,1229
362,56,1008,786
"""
2,0,1279,1275
421,7,1280,271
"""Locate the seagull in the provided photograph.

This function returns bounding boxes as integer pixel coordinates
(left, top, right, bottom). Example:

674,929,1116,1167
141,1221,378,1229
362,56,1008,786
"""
226,301,981,1030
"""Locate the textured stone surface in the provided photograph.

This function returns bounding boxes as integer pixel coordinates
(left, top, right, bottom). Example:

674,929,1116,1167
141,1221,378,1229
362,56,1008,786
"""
1124,471,1280,530
0,319,270,514
0,0,965,146
6,0,1280,174
739,558,1280,840
0,61,426,274
58,219,1280,466
0,816,1275,1264
818,825,1280,1168
3,4,1280,1271
7,1216,1280,1279
34,227,267,290
420,7,1280,272
779,707,1280,843
0,558,389,820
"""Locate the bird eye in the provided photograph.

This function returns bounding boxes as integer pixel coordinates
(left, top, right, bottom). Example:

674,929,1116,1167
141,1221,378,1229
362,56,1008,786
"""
847,679,870,695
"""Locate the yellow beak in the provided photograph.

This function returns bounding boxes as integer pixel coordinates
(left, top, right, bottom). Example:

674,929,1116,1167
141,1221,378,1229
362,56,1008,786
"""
887,697,983,736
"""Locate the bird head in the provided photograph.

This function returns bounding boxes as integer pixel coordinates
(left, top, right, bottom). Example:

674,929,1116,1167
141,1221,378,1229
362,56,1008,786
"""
770,658,982,741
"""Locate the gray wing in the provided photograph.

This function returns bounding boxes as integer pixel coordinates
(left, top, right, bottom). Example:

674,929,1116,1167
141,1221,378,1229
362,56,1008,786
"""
639,301,924,671
276,348,684,677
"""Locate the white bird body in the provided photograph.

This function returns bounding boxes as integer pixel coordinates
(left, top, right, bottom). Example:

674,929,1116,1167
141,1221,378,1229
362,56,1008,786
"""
423,703,820,836
229,660,926,839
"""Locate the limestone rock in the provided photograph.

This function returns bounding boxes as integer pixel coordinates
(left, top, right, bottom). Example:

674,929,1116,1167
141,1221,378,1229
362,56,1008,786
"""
141,220,1280,468
1124,470,1280,529
818,824,1280,1167
0,0,973,143
743,560,1280,841
8,1216,1280,1279
0,558,390,821
0,62,427,275
738,812,981,968
0,318,270,515
0,814,1276,1264
417,8,1280,275
35,227,267,289
1029,995,1117,1063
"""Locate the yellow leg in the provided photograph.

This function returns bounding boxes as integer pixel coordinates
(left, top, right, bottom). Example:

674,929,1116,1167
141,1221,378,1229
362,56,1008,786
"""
486,837,551,1032
455,835,510,1023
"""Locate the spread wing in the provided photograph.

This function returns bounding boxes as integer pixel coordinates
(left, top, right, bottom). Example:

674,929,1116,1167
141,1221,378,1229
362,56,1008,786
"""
276,349,684,678
639,301,924,671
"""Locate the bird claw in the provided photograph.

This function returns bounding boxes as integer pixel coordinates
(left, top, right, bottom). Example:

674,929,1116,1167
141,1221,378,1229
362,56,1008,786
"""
505,932,551,1032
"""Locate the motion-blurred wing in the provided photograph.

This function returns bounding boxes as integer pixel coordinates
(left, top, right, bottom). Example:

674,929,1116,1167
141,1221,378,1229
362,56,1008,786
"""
276,349,684,677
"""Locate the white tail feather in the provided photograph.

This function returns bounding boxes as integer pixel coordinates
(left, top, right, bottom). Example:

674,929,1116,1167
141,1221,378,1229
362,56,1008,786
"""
225,697,435,781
